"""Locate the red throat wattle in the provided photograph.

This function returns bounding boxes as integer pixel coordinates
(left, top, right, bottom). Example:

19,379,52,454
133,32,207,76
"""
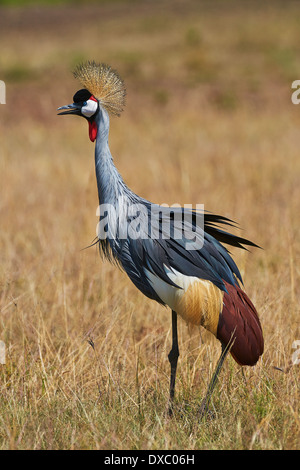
89,121,97,142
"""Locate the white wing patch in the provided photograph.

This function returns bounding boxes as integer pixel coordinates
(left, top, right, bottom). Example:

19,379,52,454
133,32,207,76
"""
144,265,199,311
164,266,199,290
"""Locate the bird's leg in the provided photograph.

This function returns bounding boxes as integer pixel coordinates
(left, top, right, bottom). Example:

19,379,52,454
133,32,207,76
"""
199,342,229,419
168,310,179,416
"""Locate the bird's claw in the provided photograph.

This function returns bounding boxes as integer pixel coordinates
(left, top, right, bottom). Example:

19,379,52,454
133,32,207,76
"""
198,399,216,421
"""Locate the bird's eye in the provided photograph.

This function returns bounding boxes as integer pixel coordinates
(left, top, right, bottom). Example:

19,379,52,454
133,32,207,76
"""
81,99,98,118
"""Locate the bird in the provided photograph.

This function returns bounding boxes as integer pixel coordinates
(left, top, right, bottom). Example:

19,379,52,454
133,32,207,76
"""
58,61,264,417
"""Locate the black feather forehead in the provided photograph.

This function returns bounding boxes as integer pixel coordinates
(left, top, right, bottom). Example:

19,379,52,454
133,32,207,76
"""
73,89,92,103
73,61,126,116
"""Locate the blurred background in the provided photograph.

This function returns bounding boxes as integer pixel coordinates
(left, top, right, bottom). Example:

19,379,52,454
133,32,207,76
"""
0,0,299,450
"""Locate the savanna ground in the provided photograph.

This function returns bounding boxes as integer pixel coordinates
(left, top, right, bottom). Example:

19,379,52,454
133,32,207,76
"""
0,0,300,450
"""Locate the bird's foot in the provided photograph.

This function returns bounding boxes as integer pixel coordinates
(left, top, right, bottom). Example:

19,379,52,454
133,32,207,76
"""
198,399,216,421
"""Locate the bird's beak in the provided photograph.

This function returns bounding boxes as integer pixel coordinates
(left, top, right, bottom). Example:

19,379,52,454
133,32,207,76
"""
57,103,82,116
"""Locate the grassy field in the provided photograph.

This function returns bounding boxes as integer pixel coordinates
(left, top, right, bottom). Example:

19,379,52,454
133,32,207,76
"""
0,0,300,450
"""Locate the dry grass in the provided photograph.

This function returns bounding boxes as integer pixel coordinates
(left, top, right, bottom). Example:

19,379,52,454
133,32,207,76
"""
0,0,300,449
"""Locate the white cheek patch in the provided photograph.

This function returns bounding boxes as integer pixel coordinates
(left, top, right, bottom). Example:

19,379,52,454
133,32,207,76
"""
81,99,98,118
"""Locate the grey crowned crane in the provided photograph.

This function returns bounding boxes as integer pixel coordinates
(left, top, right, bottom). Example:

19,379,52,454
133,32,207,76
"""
58,61,264,417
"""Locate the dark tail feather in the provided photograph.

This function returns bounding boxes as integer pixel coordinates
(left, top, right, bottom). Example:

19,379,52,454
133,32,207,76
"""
217,281,264,366
204,213,261,251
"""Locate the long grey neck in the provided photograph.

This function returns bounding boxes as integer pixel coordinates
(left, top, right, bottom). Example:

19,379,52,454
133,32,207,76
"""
94,107,133,206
